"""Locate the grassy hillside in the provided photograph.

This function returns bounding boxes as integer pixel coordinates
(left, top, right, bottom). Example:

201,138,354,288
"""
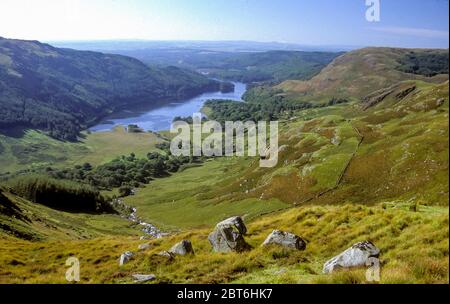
0,186,138,241
0,202,447,283
277,48,448,103
0,37,221,140
126,80,448,231
0,126,163,174
0,47,448,284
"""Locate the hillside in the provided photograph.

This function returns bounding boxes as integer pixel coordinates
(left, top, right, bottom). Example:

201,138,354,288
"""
0,47,448,284
278,48,449,103
0,185,137,241
0,38,221,140
103,48,341,84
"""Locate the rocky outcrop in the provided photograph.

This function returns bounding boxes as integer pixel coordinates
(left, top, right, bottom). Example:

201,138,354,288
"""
119,251,134,266
323,241,380,274
208,216,250,253
169,240,195,256
262,230,306,250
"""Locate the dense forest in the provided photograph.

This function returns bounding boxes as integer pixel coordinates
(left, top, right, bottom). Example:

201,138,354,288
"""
204,86,348,123
6,176,112,213
0,38,223,140
397,50,449,77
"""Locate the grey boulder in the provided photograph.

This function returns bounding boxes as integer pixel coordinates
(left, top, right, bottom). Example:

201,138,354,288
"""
169,240,195,256
119,251,134,266
323,241,380,274
208,216,250,253
262,230,306,250
132,274,156,283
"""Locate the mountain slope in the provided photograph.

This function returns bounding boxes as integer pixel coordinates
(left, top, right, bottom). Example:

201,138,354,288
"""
278,48,448,103
0,37,221,140
0,185,137,241
96,48,342,84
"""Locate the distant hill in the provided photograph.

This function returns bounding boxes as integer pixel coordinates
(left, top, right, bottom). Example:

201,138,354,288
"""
88,48,342,84
277,47,449,103
0,38,221,140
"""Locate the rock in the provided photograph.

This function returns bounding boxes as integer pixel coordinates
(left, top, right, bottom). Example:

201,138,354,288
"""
323,241,380,274
217,216,247,235
158,251,176,260
208,216,250,253
262,230,306,250
436,98,445,107
132,274,156,283
119,251,134,266
278,145,289,153
138,243,151,251
169,240,194,256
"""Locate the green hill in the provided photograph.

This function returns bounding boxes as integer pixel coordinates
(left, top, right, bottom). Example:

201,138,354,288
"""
278,47,449,103
0,37,221,140
111,48,341,84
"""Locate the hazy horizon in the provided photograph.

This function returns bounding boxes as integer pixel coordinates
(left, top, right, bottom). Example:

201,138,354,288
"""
0,0,448,49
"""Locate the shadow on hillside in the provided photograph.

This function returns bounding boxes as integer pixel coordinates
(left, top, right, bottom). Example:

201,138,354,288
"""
0,126,30,138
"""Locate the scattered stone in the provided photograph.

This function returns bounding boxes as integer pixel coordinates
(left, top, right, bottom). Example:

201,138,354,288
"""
138,243,151,251
119,251,134,266
158,251,176,259
262,230,306,250
436,98,445,107
169,240,195,256
323,241,380,274
218,216,247,235
132,274,156,283
208,216,250,253
278,145,289,153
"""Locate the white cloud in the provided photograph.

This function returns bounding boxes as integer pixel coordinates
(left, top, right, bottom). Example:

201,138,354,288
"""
368,26,449,39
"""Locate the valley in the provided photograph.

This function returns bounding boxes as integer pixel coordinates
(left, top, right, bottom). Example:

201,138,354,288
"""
0,40,449,284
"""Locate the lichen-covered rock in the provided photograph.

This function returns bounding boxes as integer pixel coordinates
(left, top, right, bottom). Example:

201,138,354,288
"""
119,251,134,266
262,230,306,250
323,241,380,274
208,216,250,253
169,240,194,256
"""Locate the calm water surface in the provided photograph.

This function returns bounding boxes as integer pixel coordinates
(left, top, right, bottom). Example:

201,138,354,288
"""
90,82,246,132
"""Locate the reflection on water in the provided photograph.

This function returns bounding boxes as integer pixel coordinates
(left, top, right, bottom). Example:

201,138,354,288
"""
90,82,247,132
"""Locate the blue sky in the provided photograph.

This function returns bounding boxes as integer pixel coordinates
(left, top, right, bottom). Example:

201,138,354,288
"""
0,0,448,48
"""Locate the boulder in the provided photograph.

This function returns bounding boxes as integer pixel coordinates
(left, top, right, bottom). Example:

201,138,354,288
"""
323,241,380,274
262,230,306,250
132,274,156,283
138,243,151,251
217,216,247,235
169,240,194,256
158,251,176,260
119,251,134,266
208,216,250,253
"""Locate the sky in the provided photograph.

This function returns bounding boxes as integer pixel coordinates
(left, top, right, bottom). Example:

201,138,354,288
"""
0,0,448,48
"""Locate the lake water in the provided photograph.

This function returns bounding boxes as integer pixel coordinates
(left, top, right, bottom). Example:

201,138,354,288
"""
90,81,247,132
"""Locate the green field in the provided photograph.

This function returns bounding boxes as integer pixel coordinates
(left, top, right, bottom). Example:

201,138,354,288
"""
0,126,163,174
